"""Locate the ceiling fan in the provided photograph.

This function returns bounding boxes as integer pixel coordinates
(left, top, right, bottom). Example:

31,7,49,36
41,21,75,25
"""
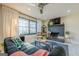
38,3,48,14
27,3,48,14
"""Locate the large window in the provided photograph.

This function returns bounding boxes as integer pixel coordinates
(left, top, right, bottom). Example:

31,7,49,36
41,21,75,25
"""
18,17,29,35
18,17,37,35
30,21,37,34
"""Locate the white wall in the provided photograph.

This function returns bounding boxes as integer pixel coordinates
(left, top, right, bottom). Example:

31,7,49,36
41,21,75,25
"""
61,13,79,43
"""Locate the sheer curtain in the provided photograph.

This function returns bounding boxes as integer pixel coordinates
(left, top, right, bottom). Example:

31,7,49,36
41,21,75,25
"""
0,5,3,43
2,5,19,39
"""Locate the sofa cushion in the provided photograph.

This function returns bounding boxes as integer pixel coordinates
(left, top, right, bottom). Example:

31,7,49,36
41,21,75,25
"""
12,37,23,48
10,51,28,56
31,49,49,56
20,42,39,55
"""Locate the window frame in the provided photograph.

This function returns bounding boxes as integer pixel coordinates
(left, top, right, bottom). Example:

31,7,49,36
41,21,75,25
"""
18,17,29,35
29,20,37,34
18,17,37,35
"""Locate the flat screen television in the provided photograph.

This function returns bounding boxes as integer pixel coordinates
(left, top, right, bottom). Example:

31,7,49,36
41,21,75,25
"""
48,25,64,36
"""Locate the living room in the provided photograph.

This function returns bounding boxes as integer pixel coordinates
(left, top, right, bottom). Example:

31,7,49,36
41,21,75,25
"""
0,3,79,56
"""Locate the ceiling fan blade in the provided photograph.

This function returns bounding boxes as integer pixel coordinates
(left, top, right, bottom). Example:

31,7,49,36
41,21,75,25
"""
38,3,48,7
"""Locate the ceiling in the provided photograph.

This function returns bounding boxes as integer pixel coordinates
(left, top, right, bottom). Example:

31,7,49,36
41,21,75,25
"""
3,3,79,20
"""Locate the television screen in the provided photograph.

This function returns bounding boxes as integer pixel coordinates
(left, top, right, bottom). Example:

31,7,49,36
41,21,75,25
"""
48,25,64,36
